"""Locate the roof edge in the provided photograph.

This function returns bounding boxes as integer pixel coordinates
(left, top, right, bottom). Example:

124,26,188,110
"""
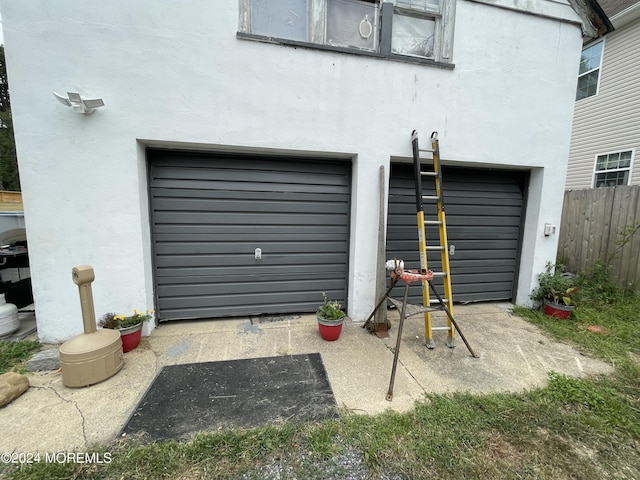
467,0,613,39
610,1,640,28
567,0,615,39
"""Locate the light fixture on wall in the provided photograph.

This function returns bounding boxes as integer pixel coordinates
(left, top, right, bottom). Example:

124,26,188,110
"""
53,91,105,114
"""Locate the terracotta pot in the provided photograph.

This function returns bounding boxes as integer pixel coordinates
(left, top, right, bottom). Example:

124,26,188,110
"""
119,323,143,352
542,299,575,319
317,314,344,341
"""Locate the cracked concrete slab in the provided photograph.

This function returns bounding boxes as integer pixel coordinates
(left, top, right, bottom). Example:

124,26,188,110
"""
0,303,614,453
380,304,612,396
0,344,158,453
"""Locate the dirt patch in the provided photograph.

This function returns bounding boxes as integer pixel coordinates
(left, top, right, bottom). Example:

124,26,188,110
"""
485,430,529,464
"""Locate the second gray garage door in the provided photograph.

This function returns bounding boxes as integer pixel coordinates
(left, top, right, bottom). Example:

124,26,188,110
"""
386,163,527,304
149,150,351,321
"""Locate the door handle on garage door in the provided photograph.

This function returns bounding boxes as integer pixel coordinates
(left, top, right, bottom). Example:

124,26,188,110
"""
449,245,455,256
255,248,262,260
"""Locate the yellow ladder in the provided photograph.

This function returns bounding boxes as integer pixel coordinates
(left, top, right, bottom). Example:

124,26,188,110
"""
411,130,455,349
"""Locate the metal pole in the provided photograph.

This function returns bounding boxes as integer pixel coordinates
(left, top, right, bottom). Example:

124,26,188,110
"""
386,283,410,401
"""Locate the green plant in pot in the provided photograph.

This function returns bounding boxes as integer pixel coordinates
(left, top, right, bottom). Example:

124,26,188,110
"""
317,293,346,341
99,309,153,352
531,263,578,319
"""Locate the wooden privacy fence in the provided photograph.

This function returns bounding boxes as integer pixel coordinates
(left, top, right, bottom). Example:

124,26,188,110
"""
0,190,22,212
558,185,640,290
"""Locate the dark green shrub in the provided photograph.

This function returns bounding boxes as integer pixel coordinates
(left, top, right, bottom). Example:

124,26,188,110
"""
531,262,578,306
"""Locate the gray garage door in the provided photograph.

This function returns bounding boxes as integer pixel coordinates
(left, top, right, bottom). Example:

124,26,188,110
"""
387,164,527,304
148,150,351,321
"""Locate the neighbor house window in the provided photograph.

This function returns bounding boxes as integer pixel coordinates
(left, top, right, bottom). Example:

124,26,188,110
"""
238,0,456,64
576,40,603,101
593,150,633,187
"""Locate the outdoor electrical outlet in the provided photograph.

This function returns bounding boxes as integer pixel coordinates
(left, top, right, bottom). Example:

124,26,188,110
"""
544,223,556,236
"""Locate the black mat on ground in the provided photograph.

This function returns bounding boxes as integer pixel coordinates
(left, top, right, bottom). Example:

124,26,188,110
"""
121,353,338,442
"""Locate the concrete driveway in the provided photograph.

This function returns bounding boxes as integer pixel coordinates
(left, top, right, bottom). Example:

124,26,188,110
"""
0,303,613,454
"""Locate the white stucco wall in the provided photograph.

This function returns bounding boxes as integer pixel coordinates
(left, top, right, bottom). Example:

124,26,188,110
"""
0,0,583,342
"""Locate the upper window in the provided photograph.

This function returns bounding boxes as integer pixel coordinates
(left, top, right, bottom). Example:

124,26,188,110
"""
250,0,310,42
593,150,633,187
238,0,456,64
576,41,603,101
327,0,379,51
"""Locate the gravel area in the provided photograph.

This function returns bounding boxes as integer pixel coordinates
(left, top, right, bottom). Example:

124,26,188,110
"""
243,447,404,480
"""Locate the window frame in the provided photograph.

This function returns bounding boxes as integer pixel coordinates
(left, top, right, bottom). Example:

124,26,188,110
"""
576,39,604,102
592,149,635,188
237,0,456,68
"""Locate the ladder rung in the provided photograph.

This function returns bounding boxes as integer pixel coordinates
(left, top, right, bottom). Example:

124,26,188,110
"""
430,271,447,277
421,171,438,177
419,148,435,153
425,245,445,251
423,220,442,225
422,195,440,201
429,298,449,304
431,326,453,331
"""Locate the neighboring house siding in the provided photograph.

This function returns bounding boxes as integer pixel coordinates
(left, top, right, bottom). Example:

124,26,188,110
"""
566,19,640,189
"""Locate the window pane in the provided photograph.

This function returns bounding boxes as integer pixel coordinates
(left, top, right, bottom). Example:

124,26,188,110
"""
620,151,632,168
596,155,606,171
251,0,309,42
607,152,620,169
391,13,435,58
576,84,588,102
595,171,626,187
576,71,599,100
607,174,620,186
621,170,629,184
615,171,627,185
327,0,378,51
578,42,603,75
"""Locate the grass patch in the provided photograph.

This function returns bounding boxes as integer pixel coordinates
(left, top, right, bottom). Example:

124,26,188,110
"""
3,293,640,479
0,339,39,374
512,295,640,365
6,371,639,479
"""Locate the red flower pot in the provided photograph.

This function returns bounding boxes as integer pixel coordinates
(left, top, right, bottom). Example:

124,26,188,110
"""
119,323,143,352
318,322,343,341
542,299,575,319
317,314,344,341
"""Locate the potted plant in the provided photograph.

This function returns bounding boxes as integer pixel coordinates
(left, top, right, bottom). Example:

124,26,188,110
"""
99,309,153,352
317,292,346,341
531,263,578,319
